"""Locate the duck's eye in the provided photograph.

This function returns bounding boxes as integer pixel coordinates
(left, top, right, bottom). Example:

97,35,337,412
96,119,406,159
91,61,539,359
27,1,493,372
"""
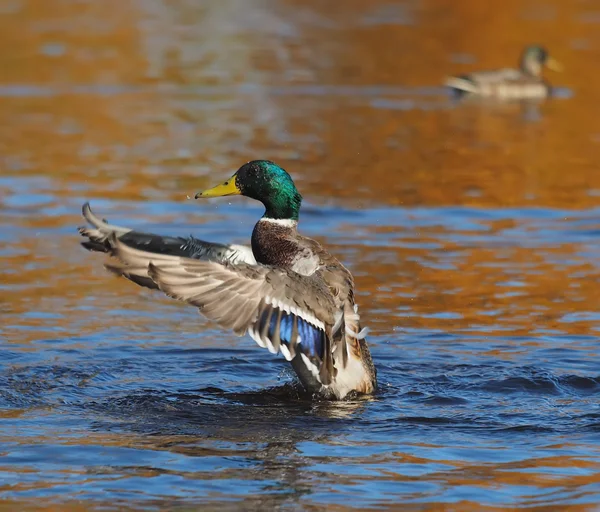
224,181,229,185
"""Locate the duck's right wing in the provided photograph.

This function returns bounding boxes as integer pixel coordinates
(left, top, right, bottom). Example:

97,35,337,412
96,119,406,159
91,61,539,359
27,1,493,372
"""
78,202,256,289
108,235,338,386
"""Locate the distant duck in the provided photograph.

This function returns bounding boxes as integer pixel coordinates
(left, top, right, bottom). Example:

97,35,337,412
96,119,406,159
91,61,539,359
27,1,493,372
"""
445,45,562,100
79,160,377,400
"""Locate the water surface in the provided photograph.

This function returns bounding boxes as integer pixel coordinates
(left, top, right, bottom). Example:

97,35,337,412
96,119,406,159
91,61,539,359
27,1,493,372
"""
1,1,600,510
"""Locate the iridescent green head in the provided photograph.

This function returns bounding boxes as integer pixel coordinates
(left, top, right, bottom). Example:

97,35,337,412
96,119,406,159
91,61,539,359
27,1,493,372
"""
521,45,563,76
195,160,303,221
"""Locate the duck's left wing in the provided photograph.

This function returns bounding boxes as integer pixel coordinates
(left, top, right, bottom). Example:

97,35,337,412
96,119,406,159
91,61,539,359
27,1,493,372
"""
79,203,255,290
110,236,337,385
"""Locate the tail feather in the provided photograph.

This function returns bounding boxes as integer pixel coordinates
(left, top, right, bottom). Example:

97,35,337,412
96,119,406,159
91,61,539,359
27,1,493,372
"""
444,75,478,94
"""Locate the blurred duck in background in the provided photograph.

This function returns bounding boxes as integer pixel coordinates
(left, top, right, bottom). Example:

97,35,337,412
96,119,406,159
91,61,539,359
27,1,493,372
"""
445,45,562,100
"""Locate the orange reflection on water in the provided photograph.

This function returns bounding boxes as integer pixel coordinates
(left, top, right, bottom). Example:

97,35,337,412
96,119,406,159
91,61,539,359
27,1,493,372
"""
1,0,600,509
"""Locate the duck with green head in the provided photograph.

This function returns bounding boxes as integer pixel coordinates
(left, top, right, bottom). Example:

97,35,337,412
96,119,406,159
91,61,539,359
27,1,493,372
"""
445,45,563,100
79,160,377,399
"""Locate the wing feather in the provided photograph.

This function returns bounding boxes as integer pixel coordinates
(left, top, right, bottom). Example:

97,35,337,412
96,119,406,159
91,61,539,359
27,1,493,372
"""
79,203,256,291
107,235,336,386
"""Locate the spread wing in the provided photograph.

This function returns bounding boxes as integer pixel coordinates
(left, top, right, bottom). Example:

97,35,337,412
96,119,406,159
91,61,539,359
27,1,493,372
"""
109,235,337,385
78,202,256,289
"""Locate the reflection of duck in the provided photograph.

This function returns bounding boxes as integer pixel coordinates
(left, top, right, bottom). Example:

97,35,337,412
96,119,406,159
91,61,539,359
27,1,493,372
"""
79,160,377,400
445,45,562,100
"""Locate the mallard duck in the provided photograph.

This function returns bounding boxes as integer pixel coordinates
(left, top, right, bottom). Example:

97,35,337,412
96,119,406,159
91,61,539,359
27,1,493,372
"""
445,45,562,99
79,160,377,399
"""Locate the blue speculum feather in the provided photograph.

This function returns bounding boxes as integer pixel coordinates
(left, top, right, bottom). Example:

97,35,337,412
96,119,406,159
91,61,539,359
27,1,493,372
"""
268,310,279,336
297,317,324,359
258,307,324,359
279,311,294,341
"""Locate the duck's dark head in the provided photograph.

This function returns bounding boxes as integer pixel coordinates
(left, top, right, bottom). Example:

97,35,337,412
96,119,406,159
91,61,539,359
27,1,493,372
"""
520,45,562,76
195,160,303,221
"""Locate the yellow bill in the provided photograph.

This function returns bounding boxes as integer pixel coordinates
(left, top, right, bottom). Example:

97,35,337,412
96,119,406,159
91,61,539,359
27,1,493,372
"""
195,174,240,199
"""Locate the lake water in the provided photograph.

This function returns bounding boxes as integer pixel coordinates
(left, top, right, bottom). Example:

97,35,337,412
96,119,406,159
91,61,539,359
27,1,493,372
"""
1,1,600,510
